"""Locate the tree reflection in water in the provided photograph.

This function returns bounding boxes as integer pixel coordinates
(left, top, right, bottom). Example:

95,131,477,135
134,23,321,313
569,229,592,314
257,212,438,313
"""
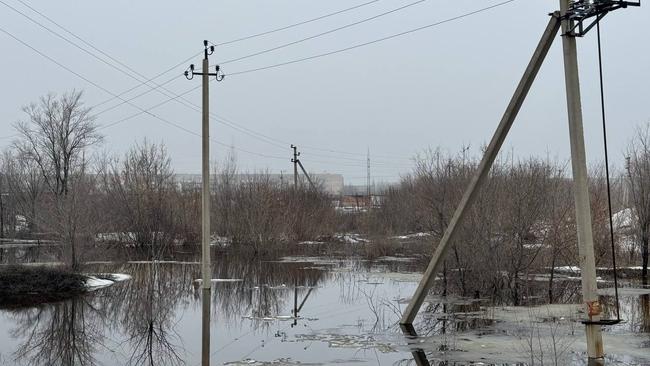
10,296,104,366
104,261,192,366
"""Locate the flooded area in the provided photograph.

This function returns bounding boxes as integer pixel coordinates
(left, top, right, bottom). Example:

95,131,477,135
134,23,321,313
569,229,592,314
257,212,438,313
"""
0,243,649,365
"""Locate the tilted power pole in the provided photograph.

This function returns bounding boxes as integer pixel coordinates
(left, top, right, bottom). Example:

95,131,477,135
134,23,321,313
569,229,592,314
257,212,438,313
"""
400,13,562,325
185,40,225,366
401,1,639,363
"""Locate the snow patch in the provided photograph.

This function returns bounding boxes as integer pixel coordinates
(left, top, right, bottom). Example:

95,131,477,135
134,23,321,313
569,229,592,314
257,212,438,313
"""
85,276,114,290
390,232,432,240
334,233,369,244
297,241,326,245
211,235,232,247
84,273,131,291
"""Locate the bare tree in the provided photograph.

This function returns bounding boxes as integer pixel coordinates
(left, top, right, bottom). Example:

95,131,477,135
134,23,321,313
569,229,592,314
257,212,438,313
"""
12,91,102,270
14,90,102,197
626,124,650,285
103,140,177,253
3,150,43,235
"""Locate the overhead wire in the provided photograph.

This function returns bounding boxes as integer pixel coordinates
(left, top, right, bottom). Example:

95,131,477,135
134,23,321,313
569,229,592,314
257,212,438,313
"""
216,0,427,65
0,0,189,105
0,26,287,162
11,0,202,110
211,0,381,47
2,0,401,162
93,0,515,163
0,0,305,154
2,0,516,169
225,0,517,76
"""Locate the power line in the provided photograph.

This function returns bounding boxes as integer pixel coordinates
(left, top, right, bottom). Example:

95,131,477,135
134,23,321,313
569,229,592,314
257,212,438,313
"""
4,0,512,166
90,53,201,109
1,0,296,153
94,75,181,116
211,0,380,47
226,0,517,76
6,0,510,164
1,25,411,169
217,0,426,65
0,26,288,162
0,0,202,112
93,0,381,112
97,84,202,130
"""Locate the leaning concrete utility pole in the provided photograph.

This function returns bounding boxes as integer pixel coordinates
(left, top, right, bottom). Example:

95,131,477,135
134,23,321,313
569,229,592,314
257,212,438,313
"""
559,0,603,360
401,1,639,363
400,13,561,325
185,40,225,366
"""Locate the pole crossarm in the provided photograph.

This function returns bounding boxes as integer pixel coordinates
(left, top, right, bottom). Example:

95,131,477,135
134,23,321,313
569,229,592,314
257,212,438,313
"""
400,12,561,325
184,40,225,80
562,0,640,36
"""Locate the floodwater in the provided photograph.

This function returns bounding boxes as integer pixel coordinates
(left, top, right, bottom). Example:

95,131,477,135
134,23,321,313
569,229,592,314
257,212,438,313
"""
0,243,649,366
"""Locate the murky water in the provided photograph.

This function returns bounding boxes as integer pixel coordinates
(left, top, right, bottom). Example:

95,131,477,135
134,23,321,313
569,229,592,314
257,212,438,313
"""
0,243,649,365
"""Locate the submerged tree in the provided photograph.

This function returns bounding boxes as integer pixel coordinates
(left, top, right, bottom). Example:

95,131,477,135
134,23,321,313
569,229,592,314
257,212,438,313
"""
13,90,102,270
103,139,177,253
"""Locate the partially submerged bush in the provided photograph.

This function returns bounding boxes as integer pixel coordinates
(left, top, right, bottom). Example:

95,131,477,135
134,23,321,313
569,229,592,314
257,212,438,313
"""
0,265,87,308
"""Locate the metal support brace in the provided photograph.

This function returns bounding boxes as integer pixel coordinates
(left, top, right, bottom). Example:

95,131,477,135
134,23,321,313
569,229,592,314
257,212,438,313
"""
400,13,561,325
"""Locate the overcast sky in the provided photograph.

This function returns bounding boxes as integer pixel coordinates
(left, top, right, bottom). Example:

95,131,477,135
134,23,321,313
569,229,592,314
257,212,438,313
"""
0,0,648,184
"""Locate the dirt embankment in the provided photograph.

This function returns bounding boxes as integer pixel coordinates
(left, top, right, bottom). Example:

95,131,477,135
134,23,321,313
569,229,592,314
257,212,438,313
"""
0,266,87,308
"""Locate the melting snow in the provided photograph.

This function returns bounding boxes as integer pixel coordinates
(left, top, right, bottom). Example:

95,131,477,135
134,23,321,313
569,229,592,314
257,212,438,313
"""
84,273,131,291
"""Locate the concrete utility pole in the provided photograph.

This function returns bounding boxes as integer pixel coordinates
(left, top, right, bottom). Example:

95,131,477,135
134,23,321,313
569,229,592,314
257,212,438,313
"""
185,40,225,366
559,0,603,360
400,13,561,325
291,144,299,187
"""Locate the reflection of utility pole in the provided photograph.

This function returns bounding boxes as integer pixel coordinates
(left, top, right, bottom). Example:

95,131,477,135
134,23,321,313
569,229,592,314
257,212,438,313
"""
399,324,430,366
185,39,225,366
291,283,314,328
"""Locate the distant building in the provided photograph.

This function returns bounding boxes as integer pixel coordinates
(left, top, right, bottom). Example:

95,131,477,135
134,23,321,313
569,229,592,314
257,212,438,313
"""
174,173,344,195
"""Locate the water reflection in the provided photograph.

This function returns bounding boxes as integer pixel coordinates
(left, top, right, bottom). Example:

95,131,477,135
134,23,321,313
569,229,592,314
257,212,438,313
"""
1,249,649,365
10,297,103,366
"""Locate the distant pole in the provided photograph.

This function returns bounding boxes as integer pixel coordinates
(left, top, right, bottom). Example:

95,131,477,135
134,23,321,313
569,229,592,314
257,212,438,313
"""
297,160,316,190
291,144,300,188
367,148,371,205
559,0,604,361
185,40,225,366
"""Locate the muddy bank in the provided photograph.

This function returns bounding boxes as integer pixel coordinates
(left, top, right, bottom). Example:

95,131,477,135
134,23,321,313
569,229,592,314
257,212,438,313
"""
0,266,88,308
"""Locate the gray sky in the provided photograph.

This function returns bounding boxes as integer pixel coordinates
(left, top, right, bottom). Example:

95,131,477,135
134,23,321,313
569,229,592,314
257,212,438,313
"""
0,0,648,184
